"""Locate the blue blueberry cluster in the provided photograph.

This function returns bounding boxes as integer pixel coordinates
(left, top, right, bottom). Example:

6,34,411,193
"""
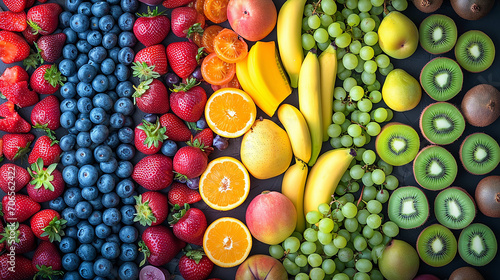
50,1,141,279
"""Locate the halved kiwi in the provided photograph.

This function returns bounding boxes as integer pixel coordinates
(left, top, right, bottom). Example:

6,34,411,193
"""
417,224,458,267
419,14,458,54
419,102,465,145
388,186,429,229
459,132,500,175
413,145,458,191
434,187,476,229
455,30,495,73
458,223,498,266
375,122,420,166
420,57,463,101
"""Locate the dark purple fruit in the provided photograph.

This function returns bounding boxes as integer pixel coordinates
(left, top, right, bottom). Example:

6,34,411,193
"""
461,84,500,127
143,113,158,123
475,175,500,218
412,0,443,13
451,0,495,20
165,73,180,89
213,134,229,151
449,266,485,280
192,66,203,81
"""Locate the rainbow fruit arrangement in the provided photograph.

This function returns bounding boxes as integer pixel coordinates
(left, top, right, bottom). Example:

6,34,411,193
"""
0,0,498,279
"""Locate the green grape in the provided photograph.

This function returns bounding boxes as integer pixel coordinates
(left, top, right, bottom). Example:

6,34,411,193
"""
371,169,386,185
314,28,329,43
348,181,360,192
358,248,372,260
392,0,408,11
349,40,362,54
349,85,364,101
337,48,347,60
332,273,350,280
361,71,376,85
319,218,335,233
385,108,394,121
368,90,382,103
295,254,308,267
323,243,339,256
372,43,383,55
362,225,374,238
269,244,284,259
379,63,394,76
357,98,372,112
363,60,377,74
304,228,319,242
310,267,326,280
376,189,389,203
330,137,343,148
292,231,303,241
375,54,390,68
341,202,357,219
340,169,351,182
354,272,371,280
308,15,321,29
328,22,343,37
321,14,334,28
358,112,371,125
308,253,323,267
366,200,382,214
284,258,301,275
357,0,372,12
284,236,301,253
353,235,368,251
317,203,330,215
349,164,365,180
343,77,357,92
335,32,352,49
365,122,381,136
352,27,363,39
382,221,400,237
370,5,384,15
306,210,323,224
354,58,365,73
322,259,336,275
304,4,314,16
302,17,311,31
321,0,338,15
362,185,377,200
372,108,387,123
345,0,358,10
366,214,382,229
360,17,375,32
362,149,376,165
345,260,356,269
347,14,360,27
296,273,310,280
332,112,346,125
335,183,348,195
338,247,354,262
363,31,378,46
357,209,370,225
384,175,399,190
301,241,317,255
318,231,333,245
333,208,345,222
333,87,347,100
343,193,355,203
359,12,370,20
334,258,346,272
359,46,374,60
333,235,347,248
340,135,353,147
347,124,362,137
368,80,381,91
333,100,346,112
371,269,384,280
302,34,316,50
318,40,331,51
342,53,358,70
371,0,384,6
344,218,359,232
337,20,346,31
337,69,352,80
368,231,383,246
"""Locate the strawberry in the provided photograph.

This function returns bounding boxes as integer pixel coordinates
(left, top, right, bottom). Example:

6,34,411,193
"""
28,135,61,166
0,31,30,64
4,0,28,13
132,44,168,80
31,95,60,133
170,204,207,245
193,128,214,148
0,223,36,254
133,7,170,47
27,159,64,203
30,64,66,95
173,145,208,179
30,209,66,242
0,65,29,84
179,250,214,280
134,192,169,226
22,27,40,46
0,254,35,280
0,81,39,108
2,194,41,223
0,163,31,193
132,79,170,114
0,11,27,32
32,241,63,280
0,102,31,133
134,120,168,155
171,7,205,38
160,113,192,142
170,79,207,122
139,225,185,266
187,23,204,48
2,134,34,161
26,3,62,36
166,41,200,79
163,0,195,8
0,137,3,162
132,154,174,191
35,32,66,63
168,182,202,205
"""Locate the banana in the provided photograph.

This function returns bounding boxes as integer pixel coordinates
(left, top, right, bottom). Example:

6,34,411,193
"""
303,148,356,216
298,50,323,166
277,104,312,163
276,0,306,88
318,44,338,142
281,159,308,232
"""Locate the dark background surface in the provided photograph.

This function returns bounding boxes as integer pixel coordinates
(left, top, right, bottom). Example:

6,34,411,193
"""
1,0,500,279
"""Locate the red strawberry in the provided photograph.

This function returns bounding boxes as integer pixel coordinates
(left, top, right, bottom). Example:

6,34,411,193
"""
179,250,214,280
28,136,61,166
0,102,31,133
163,0,195,8
160,113,192,142
173,145,208,179
0,65,29,84
139,225,185,266
132,79,170,114
170,79,207,122
168,182,202,205
0,223,36,254
0,31,30,64
27,159,64,203
132,44,168,80
171,7,205,38
2,134,34,161
193,128,214,148
0,254,35,280
30,209,66,242
32,241,63,280
0,163,31,193
30,64,66,95
2,194,41,223
134,192,169,226
26,3,62,35
0,137,3,161
133,7,170,47
31,95,61,133
134,120,168,155
166,41,200,79
170,204,207,245
4,0,28,13
35,33,66,63
22,27,40,45
132,154,174,191
0,81,39,108
0,11,27,32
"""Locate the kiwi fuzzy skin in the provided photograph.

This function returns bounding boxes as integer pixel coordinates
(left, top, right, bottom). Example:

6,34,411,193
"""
475,175,500,218
461,84,500,127
451,0,495,20
449,266,485,280
419,102,465,145
459,132,500,175
413,0,443,13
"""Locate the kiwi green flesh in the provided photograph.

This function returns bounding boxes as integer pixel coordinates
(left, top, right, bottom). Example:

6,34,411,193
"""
449,266,485,280
388,186,429,229
376,124,420,166
455,30,495,73
417,224,457,267
413,146,458,191
434,187,475,229
420,58,463,101
475,175,500,218
460,133,500,175
419,14,457,54
458,223,498,266
420,102,465,145
461,84,500,127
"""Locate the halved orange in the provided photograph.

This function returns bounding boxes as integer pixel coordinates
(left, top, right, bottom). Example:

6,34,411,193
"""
203,217,252,267
189,0,205,15
204,87,256,138
200,157,250,211
213,29,248,63
202,25,224,53
203,0,228,24
201,52,235,85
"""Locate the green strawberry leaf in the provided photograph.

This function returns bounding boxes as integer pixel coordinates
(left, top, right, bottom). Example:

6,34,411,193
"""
185,249,205,264
26,20,44,35
40,216,67,243
34,265,64,280
28,158,56,191
136,6,164,17
0,222,20,244
44,65,66,88
137,120,168,149
138,241,150,267
132,62,160,82
133,195,157,227
23,43,43,71
132,79,154,100
187,23,204,40
172,78,200,93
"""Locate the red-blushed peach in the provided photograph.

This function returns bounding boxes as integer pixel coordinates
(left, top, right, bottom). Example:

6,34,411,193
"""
227,0,277,41
245,191,297,245
235,254,287,280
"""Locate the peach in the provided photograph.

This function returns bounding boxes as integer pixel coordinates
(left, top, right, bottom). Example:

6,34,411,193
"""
227,0,277,41
235,255,287,280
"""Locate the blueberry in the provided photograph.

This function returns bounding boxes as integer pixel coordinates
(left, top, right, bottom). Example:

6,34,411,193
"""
77,2,92,15
78,64,97,83
116,81,134,98
76,133,92,149
97,174,115,193
60,82,76,99
89,195,104,210
118,226,138,244
119,243,138,261
108,76,119,92
86,30,102,46
116,143,135,161
110,4,124,19
75,117,92,132
91,94,112,112
110,25,123,35
75,53,89,69
62,44,78,60
63,165,79,186
89,107,106,124
119,262,139,280
62,271,81,280
60,99,78,114
88,210,102,226
78,261,95,279
120,0,139,13
115,180,134,200
78,165,99,187
89,46,107,63
67,73,79,84
106,132,121,149
92,75,109,93
62,207,80,227
118,31,136,48
91,238,104,251
65,226,78,239
118,13,135,31
213,134,229,150
108,113,124,129
115,161,133,178
118,47,134,65
62,253,80,271
92,1,110,17
121,192,137,205
60,11,73,28
101,241,120,260
100,158,118,174
108,47,120,62
76,97,92,114
98,15,115,32
77,224,95,244
89,16,100,30
93,145,112,163
112,223,122,233
87,59,100,71
60,134,77,152
76,82,95,98
118,127,134,143
102,32,118,50
108,0,120,4
75,201,93,220
63,28,78,44
78,30,90,40
95,223,111,239
103,208,121,227
64,187,83,208
82,186,99,201
161,140,178,157
90,125,109,144
102,192,120,208
60,237,77,253
114,97,134,115
120,205,136,225
100,58,115,76
77,243,97,261
66,0,83,12
61,151,77,166
76,39,92,53
93,258,112,277
114,63,130,81
49,197,67,212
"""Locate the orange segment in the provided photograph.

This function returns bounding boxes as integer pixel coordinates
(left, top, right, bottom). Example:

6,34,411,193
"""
213,29,248,63
202,25,224,53
204,88,256,138
203,0,228,24
201,52,235,85
200,157,250,211
203,217,252,267
211,74,241,92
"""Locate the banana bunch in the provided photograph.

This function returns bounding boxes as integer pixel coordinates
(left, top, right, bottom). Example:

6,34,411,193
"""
281,160,308,232
277,104,312,163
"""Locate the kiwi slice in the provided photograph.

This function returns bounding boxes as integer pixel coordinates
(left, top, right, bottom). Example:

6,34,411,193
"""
417,224,458,267
413,145,458,191
419,14,458,54
388,186,429,229
434,187,476,229
459,132,500,175
458,223,498,266
419,102,465,145
455,30,495,73
375,122,420,166
419,57,463,101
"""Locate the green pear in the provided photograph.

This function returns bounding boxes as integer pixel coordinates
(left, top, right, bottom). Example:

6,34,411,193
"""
378,239,420,280
378,11,419,59
382,69,422,112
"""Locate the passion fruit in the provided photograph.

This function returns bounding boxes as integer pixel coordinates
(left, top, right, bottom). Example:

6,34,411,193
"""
451,0,495,20
475,175,500,218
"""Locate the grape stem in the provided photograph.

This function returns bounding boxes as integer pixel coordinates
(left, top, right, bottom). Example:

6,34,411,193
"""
357,185,365,207
383,0,390,15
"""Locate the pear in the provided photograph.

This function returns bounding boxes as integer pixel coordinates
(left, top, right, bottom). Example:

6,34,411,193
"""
378,11,419,59
382,69,422,112
378,239,420,280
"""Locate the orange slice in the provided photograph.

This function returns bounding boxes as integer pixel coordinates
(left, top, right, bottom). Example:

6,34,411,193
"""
211,74,241,91
199,157,250,211
203,0,228,24
204,87,256,138
202,25,224,53
213,29,248,63
201,52,235,86
203,217,252,267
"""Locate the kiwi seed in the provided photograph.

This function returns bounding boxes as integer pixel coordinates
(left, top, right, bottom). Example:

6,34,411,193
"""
375,122,420,166
419,14,458,54
434,187,476,229
459,132,500,175
417,224,458,267
455,30,495,73
388,186,429,229
419,57,463,101
458,223,498,266
419,102,465,145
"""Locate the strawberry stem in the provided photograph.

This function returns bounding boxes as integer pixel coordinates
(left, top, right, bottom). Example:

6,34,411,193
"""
136,120,168,149
26,20,44,35
172,78,200,93
132,79,153,101
28,158,57,191
40,216,67,242
44,65,66,88
34,265,64,280
131,62,160,82
133,195,157,227
138,241,150,267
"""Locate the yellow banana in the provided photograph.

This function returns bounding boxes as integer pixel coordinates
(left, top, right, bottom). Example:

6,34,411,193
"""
281,159,308,232
277,104,312,163
303,148,356,216
277,0,306,88
298,50,323,166
318,44,338,142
